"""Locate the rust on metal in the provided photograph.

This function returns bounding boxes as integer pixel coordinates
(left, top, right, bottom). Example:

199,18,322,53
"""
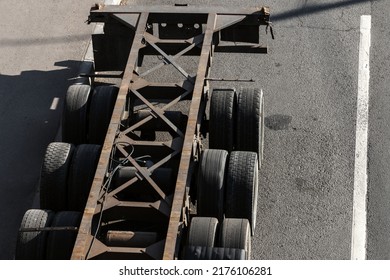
162,12,217,260
90,5,269,16
71,12,149,260
106,231,158,247
19,226,78,232
71,4,270,260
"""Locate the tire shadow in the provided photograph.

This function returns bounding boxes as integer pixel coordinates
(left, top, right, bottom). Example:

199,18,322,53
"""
0,60,82,259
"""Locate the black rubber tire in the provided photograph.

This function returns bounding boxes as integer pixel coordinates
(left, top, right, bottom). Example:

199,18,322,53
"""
220,218,251,260
209,89,236,152
183,246,246,260
46,211,82,260
225,151,259,235
197,149,228,220
88,86,118,144
188,217,219,247
236,88,264,168
67,144,101,211
15,209,54,260
40,142,75,211
62,84,91,144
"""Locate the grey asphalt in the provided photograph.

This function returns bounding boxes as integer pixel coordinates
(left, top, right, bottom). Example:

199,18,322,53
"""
0,0,388,260
367,0,390,260
245,0,369,260
0,0,98,259
129,0,379,259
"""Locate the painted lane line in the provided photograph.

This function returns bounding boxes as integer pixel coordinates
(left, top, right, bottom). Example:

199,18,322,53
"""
351,15,371,260
50,97,60,110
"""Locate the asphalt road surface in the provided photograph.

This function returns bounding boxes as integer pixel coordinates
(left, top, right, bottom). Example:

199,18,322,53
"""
1,0,389,260
0,0,99,259
366,0,390,260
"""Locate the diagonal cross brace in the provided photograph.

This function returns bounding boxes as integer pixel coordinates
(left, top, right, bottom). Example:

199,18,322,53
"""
114,144,172,205
132,89,185,138
121,86,192,135
139,33,204,78
143,34,195,83
107,143,181,199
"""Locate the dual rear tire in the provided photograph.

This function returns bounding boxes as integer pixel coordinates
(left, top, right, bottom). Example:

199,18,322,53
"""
15,209,81,260
209,87,264,168
62,84,118,145
190,87,264,259
196,150,259,235
185,217,251,260
39,142,101,212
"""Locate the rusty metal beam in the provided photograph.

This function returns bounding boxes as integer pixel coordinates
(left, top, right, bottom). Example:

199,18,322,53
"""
115,136,183,152
19,226,78,232
107,147,181,198
143,33,195,82
114,144,171,204
139,34,204,78
106,231,158,247
163,13,217,260
85,238,164,259
71,12,149,260
90,5,269,17
132,89,185,138
72,4,270,261
120,87,192,135
95,197,171,217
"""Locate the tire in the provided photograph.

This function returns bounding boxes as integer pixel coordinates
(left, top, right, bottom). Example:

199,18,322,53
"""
62,84,91,144
40,142,75,211
209,89,236,152
15,209,54,260
225,151,259,235
183,246,246,260
188,217,219,247
197,149,228,220
46,211,82,260
67,144,101,211
220,218,251,260
236,88,264,168
88,86,118,144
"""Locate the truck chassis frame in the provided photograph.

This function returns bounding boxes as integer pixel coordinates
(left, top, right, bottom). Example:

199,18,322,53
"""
62,4,271,260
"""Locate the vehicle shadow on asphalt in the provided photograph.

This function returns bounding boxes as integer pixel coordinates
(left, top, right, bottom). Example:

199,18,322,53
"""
273,0,373,22
0,60,82,259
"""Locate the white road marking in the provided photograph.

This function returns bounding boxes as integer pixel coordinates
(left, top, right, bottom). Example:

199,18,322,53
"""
351,15,371,260
50,97,60,110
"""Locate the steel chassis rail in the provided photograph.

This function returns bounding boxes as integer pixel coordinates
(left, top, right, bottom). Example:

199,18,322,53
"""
71,4,270,260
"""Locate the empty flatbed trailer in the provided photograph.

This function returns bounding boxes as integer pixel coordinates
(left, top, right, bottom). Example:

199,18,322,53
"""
15,3,272,260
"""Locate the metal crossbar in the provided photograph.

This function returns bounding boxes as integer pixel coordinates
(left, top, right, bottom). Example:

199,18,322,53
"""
71,5,270,260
